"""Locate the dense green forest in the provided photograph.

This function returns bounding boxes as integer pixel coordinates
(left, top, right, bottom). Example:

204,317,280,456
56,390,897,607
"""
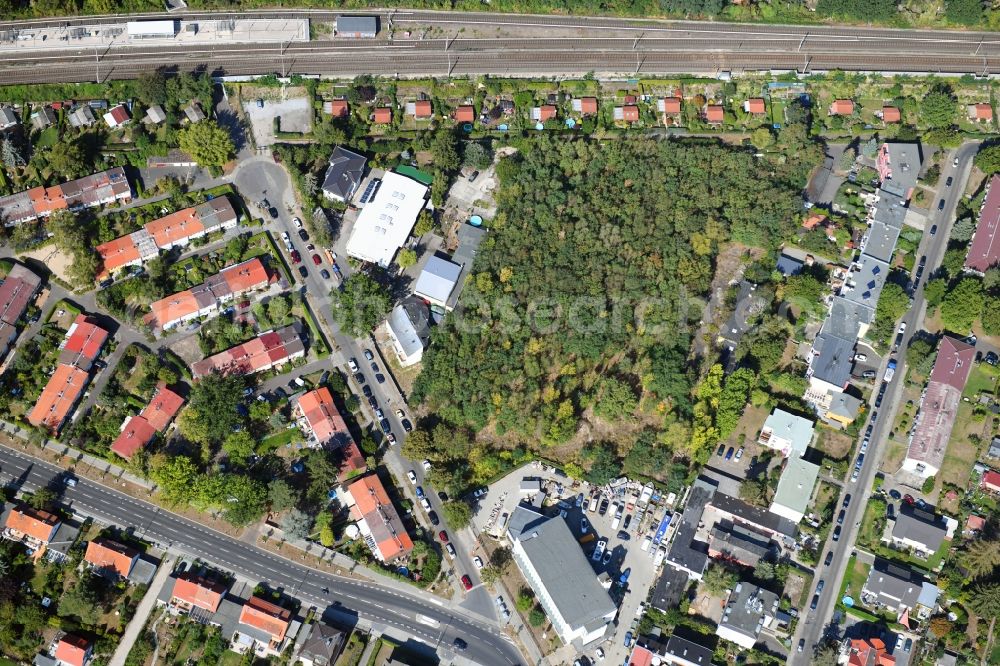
410,127,820,490
2,0,999,32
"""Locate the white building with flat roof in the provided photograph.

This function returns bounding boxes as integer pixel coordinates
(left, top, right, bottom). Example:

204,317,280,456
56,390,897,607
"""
345,172,428,267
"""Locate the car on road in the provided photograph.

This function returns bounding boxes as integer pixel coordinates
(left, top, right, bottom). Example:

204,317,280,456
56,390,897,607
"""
375,373,386,384
420,498,431,511
725,446,735,460
454,636,468,649
624,632,633,648
473,556,483,568
312,254,321,265
64,475,77,488
407,470,417,484
954,157,960,167
268,206,278,219
919,255,927,267
348,358,358,372
386,433,396,445
824,551,834,566
364,349,374,361
439,531,449,542
298,266,308,278
291,250,301,264
816,579,825,594
837,509,846,525
798,639,805,653
930,224,938,235
938,199,946,211
810,594,819,610
580,517,590,533
320,269,331,279
401,418,413,432
293,217,302,228
428,511,439,525
833,525,842,541
445,543,456,557
415,486,424,498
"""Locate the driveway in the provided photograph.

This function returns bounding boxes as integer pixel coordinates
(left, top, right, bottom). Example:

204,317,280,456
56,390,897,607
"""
107,555,173,666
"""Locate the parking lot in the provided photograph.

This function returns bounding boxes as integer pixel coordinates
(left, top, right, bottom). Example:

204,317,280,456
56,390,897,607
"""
242,96,313,147
471,463,673,664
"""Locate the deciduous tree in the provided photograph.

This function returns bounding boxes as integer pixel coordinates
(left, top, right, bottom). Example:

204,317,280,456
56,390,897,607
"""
329,273,391,338
178,120,235,169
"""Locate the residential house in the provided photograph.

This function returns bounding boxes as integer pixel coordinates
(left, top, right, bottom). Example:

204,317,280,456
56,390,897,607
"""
844,638,896,666
662,635,716,666
531,105,557,122
294,387,352,448
824,390,862,426
0,106,18,129
663,478,715,580
0,167,132,226
413,255,461,310
982,469,1000,493
192,324,305,378
110,384,184,459
903,336,975,478
769,457,820,524
103,104,131,128
384,296,430,367
54,635,92,666
453,105,475,123
862,559,940,620
507,510,616,645
373,107,392,124
343,473,413,562
990,437,1000,459
320,146,367,203
658,97,682,115
707,521,776,567
167,572,228,614
145,257,273,330
233,596,294,656
2,504,60,549
0,262,41,358
829,99,855,116
68,105,96,128
890,505,948,558
968,103,993,122
716,582,778,649
572,97,599,116
31,107,57,130
758,408,814,458
881,106,901,123
743,98,766,115
775,253,804,276
325,100,348,118
344,171,428,267
84,537,139,579
145,105,166,124
966,175,1000,274
184,102,206,123
614,105,639,123
295,622,346,666
704,105,724,124
407,100,432,119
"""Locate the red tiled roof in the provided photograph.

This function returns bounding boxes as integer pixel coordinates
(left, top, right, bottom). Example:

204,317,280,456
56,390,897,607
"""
929,336,975,391
745,98,766,114
971,103,993,120
96,235,141,278
110,415,157,460
537,105,557,121
329,100,348,118
374,107,392,124
107,105,130,125
621,105,639,122
4,505,60,543
239,596,292,642
141,385,184,431
55,635,91,666
28,364,90,432
171,573,227,613
830,99,855,115
297,387,349,446
705,105,725,123
454,105,475,123
966,175,1000,273
336,440,367,481
967,514,987,531
578,97,598,115
628,646,654,666
222,257,271,293
624,95,637,104
661,97,681,114
347,474,413,561
63,314,109,365
983,470,1000,491
882,106,901,123
144,207,205,248
412,100,432,118
0,264,40,326
191,325,303,378
84,538,138,577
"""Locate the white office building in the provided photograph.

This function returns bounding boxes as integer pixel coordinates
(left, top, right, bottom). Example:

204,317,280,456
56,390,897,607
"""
345,172,428,267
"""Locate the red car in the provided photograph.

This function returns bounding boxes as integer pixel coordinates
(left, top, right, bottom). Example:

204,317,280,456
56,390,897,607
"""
312,254,322,266
461,575,473,591
291,250,301,264
438,530,449,542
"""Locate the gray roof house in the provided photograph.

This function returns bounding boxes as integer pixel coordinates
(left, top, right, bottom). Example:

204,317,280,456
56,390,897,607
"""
31,107,57,130
183,102,206,123
663,635,716,666
446,223,487,309
414,255,461,310
68,105,96,128
988,437,1000,459
295,622,345,666
145,105,167,124
384,296,430,368
0,106,18,129
664,477,715,580
321,146,367,203
33,654,57,666
862,559,940,620
716,582,778,649
891,505,948,556
509,512,617,645
775,253,803,276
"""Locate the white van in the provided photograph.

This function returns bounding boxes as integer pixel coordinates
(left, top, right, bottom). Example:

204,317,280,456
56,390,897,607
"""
588,497,598,513
641,535,652,551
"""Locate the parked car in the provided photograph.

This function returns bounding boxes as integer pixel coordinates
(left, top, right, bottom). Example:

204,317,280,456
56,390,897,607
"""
460,575,472,591
293,217,302,228
420,498,431,511
580,517,590,533
439,531,449,542
407,470,417,484
599,499,610,515
415,486,424,498
824,551,834,566
798,639,805,653
312,254,321,265
364,349,374,361
428,511,439,525
624,632,633,648
473,556,484,569
716,443,726,457
734,447,744,461
617,530,630,541
843,494,852,508
622,514,632,530
724,446,735,460
938,199,946,211
641,535,652,551
320,269,331,279
386,433,396,445
446,543,456,557
810,594,819,610
291,250,301,264
348,358,359,372
854,353,867,362
837,509,846,525
987,351,999,366
401,418,413,432
422,459,432,470
816,579,825,594
930,224,938,235
862,370,877,379
298,266,308,278
833,525,842,541
298,229,309,241
375,373,386,384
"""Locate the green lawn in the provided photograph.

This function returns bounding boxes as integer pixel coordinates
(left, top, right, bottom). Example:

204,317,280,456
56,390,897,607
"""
217,651,243,666
837,554,871,607
963,363,998,398
259,427,301,453
34,127,58,148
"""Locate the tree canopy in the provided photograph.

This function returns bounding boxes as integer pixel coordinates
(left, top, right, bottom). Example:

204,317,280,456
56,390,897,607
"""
329,273,391,338
178,120,235,169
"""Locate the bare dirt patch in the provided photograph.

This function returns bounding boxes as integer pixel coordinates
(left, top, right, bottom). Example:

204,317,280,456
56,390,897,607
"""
19,245,73,283
168,334,206,366
815,428,853,459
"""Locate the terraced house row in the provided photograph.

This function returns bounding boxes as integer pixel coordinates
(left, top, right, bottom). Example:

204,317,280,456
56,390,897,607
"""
0,167,132,226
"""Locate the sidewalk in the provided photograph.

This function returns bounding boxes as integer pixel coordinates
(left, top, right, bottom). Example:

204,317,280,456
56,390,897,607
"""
107,556,173,666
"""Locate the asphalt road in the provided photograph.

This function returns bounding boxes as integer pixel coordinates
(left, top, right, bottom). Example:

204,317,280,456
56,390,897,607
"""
791,141,979,661
0,444,522,666
3,9,1000,81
